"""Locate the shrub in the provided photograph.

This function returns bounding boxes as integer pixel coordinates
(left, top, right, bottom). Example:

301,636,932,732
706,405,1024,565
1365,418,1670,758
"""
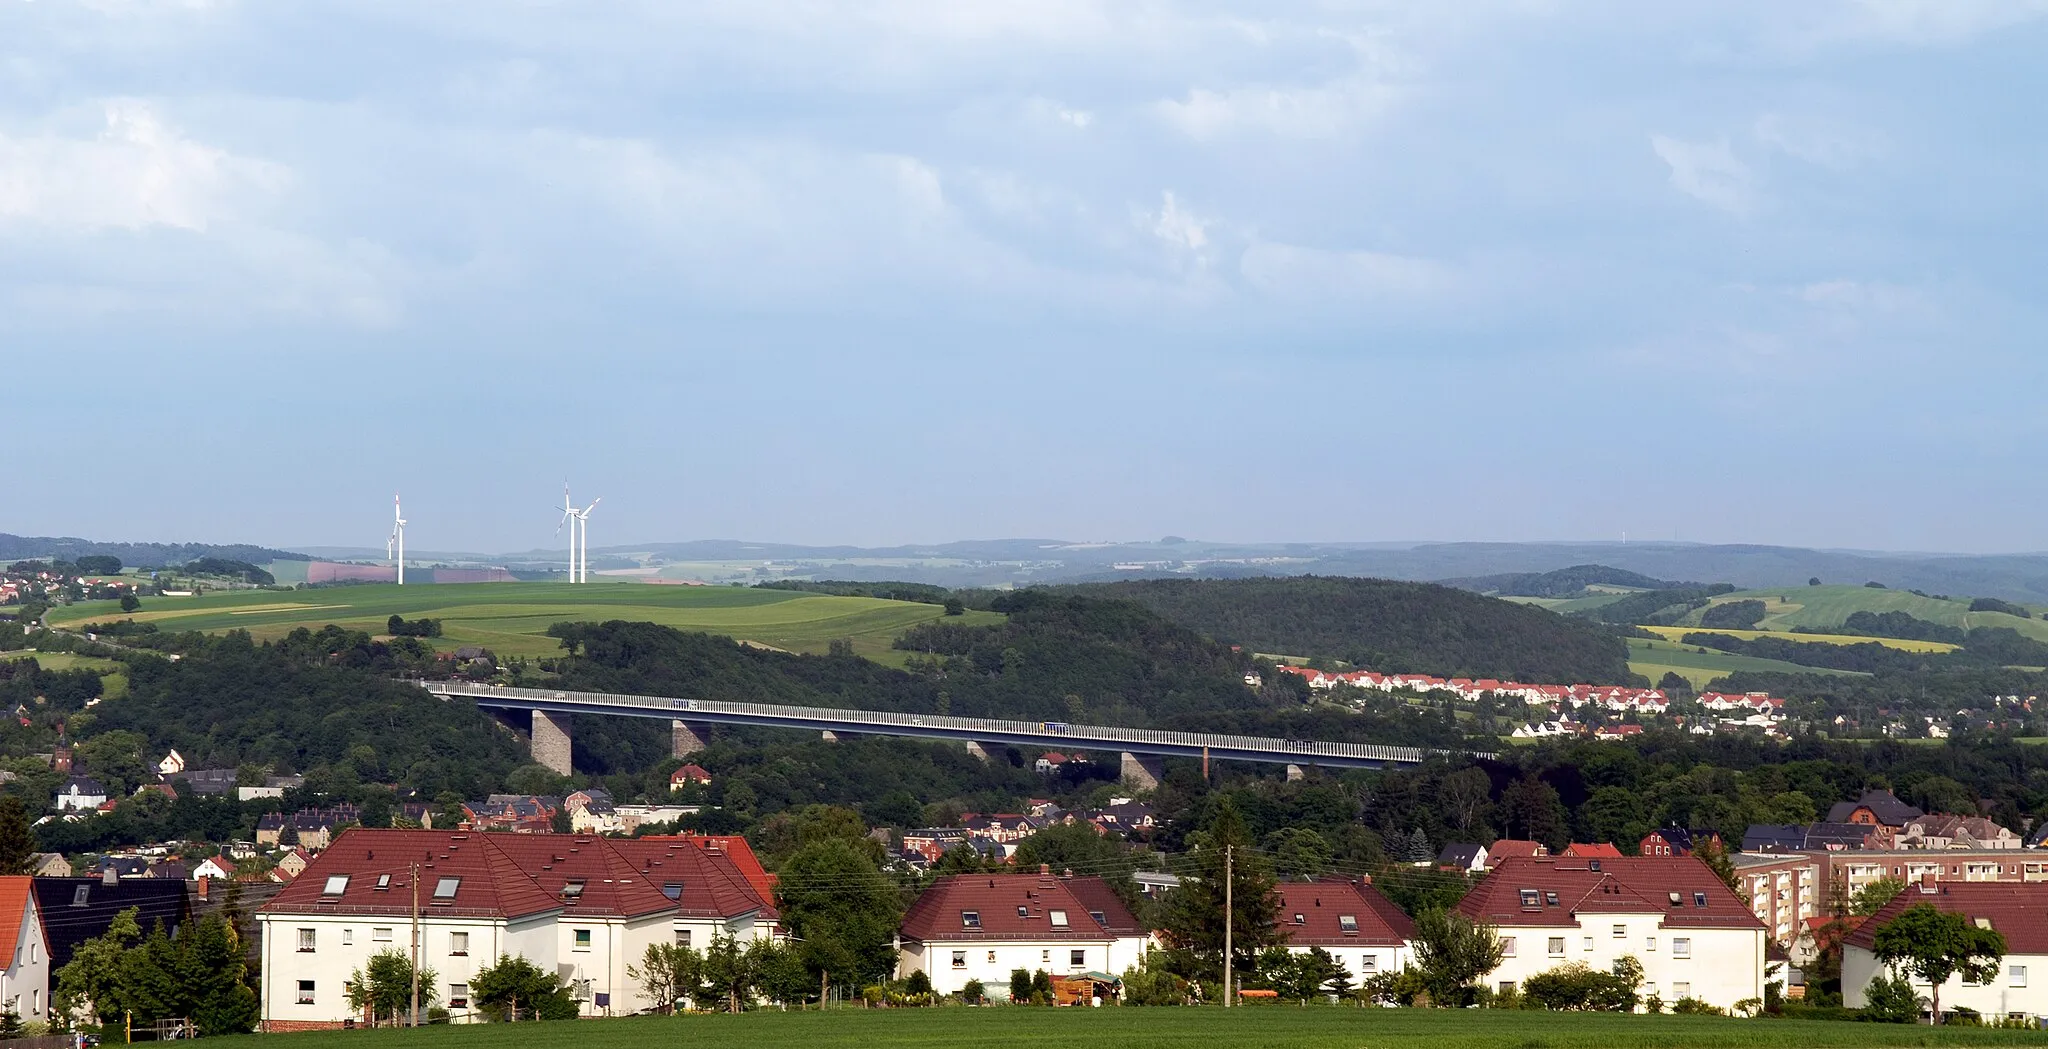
905,970,932,997
1520,958,1641,1012
960,979,986,1005
1671,997,1724,1015
1009,969,1031,1004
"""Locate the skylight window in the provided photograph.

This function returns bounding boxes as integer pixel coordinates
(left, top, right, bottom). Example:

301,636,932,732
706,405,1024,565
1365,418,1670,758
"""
663,883,682,901
1339,915,1359,934
1545,892,1560,907
434,877,461,899
375,874,391,891
1049,910,1069,928
1089,911,1106,926
1693,892,1708,908
322,875,350,896
1519,889,1541,908
961,911,981,928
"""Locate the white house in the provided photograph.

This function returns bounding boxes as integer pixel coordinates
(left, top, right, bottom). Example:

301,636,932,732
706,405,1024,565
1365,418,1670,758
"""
157,749,186,776
1459,856,1769,1011
1843,881,2048,1023
895,870,1151,997
1273,879,1413,982
258,829,779,1030
52,775,107,813
0,877,50,1025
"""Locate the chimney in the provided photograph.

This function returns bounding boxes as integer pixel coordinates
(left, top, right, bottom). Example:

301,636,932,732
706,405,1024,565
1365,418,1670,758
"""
1061,868,1073,879
1039,864,1051,875
1919,873,1937,893
197,877,210,900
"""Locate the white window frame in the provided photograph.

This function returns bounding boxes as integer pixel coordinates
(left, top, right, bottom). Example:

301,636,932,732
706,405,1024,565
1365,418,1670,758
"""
450,931,469,956
2012,965,2029,988
373,927,393,943
296,928,316,953
952,951,967,969
573,928,592,951
1500,936,1517,957
1547,937,1565,957
448,983,469,1009
1672,937,1692,959
296,980,316,1005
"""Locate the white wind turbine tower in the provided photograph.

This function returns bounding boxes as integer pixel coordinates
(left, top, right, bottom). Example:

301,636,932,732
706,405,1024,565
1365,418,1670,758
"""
555,483,579,583
573,497,601,583
387,494,407,585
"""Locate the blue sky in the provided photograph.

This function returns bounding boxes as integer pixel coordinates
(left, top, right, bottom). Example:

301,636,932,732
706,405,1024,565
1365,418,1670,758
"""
2,1,2043,553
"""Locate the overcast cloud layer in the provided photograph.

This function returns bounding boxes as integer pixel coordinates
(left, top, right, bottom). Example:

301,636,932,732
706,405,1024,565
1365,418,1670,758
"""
2,1,2043,553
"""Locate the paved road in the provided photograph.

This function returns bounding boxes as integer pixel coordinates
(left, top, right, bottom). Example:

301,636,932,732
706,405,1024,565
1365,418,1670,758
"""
424,682,1490,769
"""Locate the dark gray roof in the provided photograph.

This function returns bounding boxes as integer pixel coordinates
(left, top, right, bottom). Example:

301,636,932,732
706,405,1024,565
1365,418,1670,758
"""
32,877,191,969
1825,790,1921,827
1437,843,1484,866
1742,824,1805,852
1804,822,1878,849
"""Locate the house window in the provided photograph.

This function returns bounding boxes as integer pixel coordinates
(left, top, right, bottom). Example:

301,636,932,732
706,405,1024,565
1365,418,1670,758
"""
1547,937,1564,956
1360,955,1378,973
375,874,392,891
1672,938,1691,958
663,883,683,901
322,875,350,896
342,929,353,946
1544,892,1559,906
573,929,592,951
1582,937,1594,952
1089,911,1106,926
1070,950,1086,968
1293,913,1306,925
1049,910,1069,928
1339,915,1359,934
1017,906,1029,918
1673,981,1690,998
676,929,692,947
434,877,461,899
986,951,996,963
1692,892,1707,907
562,880,586,901
961,911,981,929
450,931,469,956
296,980,315,1005
1498,982,1516,996
71,886,89,907
952,951,967,969
2013,965,2029,988
1612,924,1626,938
1500,937,1517,958
1519,889,1541,908
297,928,316,953
1042,950,1050,963
1646,937,1657,952
373,927,393,942
448,984,469,1009
31,990,38,1016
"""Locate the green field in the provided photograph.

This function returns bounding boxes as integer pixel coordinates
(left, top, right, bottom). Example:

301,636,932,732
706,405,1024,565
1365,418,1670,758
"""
47,583,1001,662
1678,585,2048,641
1627,637,1863,689
220,1008,2048,1049
0,650,130,698
1639,625,1961,654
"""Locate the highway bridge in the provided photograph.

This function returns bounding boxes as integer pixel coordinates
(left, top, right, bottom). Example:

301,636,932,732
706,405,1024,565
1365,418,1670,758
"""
423,682,1487,787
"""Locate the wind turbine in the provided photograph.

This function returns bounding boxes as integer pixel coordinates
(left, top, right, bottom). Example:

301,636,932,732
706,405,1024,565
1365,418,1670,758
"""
387,494,407,585
555,483,579,583
573,497,601,583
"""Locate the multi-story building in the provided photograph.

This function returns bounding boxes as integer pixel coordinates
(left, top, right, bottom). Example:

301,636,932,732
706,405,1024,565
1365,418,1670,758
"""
0,878,50,1025
895,869,1150,997
1458,856,1768,1011
1272,879,1413,983
257,829,778,1030
1844,882,2048,1023
1731,854,1823,947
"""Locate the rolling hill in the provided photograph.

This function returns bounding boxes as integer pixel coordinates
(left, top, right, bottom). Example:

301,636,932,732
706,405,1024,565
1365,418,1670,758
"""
1673,585,2048,642
46,582,1001,662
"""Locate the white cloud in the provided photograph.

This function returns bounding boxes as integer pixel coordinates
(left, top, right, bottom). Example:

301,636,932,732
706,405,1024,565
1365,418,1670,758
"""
1239,242,1451,302
1143,190,1209,257
1650,134,1754,216
0,99,288,231
1156,76,1401,140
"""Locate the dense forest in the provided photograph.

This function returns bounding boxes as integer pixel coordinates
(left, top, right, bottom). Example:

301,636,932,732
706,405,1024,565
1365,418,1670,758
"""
1572,584,1738,626
1439,564,1688,598
1682,628,2048,675
1059,576,1635,685
0,534,307,567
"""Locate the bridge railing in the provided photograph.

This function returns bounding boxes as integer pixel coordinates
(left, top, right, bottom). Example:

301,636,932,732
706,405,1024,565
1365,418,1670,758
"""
426,683,1484,764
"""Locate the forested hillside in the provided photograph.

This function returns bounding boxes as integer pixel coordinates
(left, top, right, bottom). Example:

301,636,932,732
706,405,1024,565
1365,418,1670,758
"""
0,533,308,567
1439,564,1687,598
1060,577,1635,685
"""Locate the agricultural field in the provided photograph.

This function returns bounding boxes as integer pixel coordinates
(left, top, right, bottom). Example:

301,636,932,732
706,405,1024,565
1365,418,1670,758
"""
1674,585,2048,641
1625,637,1863,690
217,1008,2048,1049
1638,625,1961,654
46,582,1001,663
0,650,130,698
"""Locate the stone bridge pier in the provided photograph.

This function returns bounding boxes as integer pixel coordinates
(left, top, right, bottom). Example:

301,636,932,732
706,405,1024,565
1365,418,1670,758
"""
530,710,573,775
1120,751,1163,790
672,720,711,758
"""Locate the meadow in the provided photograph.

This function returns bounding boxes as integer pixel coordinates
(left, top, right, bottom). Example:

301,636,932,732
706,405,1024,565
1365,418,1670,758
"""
0,650,130,698
1677,586,2048,641
1625,637,1863,690
1638,625,1961,654
46,582,1002,662
220,1008,2048,1049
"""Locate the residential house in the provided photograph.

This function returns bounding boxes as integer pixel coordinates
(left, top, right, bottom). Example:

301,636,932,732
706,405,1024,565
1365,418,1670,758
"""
170,769,240,797
1827,790,1923,830
53,775,107,812
156,750,185,776
567,789,621,836
1640,828,1720,858
257,829,779,1030
1273,878,1414,983
239,774,304,802
0,877,50,1024
668,765,712,791
461,795,561,834
28,854,70,877
194,856,239,881
1806,822,1887,850
1483,840,1550,867
1436,844,1488,874
32,876,189,971
901,828,971,865
894,869,1150,998
1741,825,1808,853
1896,814,2021,851
275,847,311,880
1844,882,2048,1023
1563,843,1624,860
1459,856,1769,1012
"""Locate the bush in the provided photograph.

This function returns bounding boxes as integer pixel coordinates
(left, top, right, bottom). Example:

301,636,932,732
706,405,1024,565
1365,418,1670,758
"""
1121,959,1190,1006
1858,971,1920,1024
1520,958,1641,1012
905,970,932,997
1009,969,1031,1004
960,979,986,1005
1671,997,1723,1015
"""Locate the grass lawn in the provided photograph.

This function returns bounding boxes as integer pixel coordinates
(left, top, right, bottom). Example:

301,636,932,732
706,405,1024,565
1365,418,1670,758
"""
221,1008,2048,1049
46,583,1002,662
1626,637,1864,689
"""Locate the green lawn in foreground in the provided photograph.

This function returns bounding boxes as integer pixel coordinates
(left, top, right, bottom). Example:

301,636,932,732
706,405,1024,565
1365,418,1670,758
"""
46,582,1002,662
220,1008,2048,1049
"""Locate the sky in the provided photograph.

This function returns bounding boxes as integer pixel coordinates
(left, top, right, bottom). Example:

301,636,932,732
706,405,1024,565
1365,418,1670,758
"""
2,1,2044,554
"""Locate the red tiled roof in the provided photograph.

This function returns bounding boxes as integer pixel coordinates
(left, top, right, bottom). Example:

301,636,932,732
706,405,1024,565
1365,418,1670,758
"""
1275,879,1413,947
1486,840,1548,862
1459,856,1765,931
263,830,563,920
0,877,36,964
900,873,1142,943
1845,882,2048,955
638,835,778,904
1563,843,1624,859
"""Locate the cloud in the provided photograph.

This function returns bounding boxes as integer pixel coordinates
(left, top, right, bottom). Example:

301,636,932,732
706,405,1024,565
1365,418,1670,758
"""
0,100,288,232
1238,242,1451,303
1156,76,1401,140
1753,112,1881,168
1649,134,1754,216
1143,190,1210,259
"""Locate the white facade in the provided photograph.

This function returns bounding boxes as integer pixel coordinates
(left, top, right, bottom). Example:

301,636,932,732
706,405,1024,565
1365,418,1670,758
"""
0,893,50,1024
1844,946,2046,1022
258,910,558,1027
1276,942,1410,982
896,934,1151,997
1484,911,1766,1010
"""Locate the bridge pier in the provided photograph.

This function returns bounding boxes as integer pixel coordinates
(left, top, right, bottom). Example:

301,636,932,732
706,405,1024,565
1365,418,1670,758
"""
531,710,573,775
1286,763,1305,782
821,730,844,743
672,720,710,758
1120,751,1163,791
965,741,994,763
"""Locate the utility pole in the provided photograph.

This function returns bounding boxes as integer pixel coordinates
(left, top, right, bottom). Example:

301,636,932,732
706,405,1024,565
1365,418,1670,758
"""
1222,844,1233,1009
409,861,421,1027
